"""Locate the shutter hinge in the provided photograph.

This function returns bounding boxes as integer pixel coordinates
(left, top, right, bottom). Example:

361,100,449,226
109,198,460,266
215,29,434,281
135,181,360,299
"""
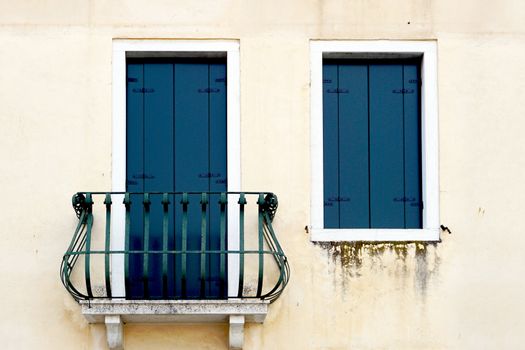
132,88,155,93
392,89,414,94
326,88,349,94
198,88,220,93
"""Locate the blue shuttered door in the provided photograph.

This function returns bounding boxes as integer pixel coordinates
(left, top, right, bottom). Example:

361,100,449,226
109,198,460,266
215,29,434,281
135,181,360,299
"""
126,59,227,299
323,61,422,229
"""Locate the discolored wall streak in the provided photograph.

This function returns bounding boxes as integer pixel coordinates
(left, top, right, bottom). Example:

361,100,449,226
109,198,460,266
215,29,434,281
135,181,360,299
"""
316,241,441,295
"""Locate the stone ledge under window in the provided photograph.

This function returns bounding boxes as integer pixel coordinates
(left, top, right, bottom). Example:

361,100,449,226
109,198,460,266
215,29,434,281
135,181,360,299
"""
81,299,269,350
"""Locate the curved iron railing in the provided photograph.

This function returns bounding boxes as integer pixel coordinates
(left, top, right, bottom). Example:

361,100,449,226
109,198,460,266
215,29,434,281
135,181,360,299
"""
61,192,289,303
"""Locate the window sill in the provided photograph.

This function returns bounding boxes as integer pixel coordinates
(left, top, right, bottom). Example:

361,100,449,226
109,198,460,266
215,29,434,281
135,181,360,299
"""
310,228,440,242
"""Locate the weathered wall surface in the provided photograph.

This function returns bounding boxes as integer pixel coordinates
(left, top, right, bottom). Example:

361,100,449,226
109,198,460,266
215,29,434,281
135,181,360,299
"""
1,1,525,349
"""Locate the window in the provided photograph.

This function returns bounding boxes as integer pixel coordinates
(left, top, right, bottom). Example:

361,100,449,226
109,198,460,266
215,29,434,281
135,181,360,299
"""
310,41,439,241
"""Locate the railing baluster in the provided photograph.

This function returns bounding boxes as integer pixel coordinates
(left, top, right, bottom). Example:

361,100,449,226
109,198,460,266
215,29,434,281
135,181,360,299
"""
62,191,289,303
104,193,112,298
256,193,265,298
200,193,208,298
260,215,285,299
219,193,227,298
181,193,189,298
142,193,151,298
161,193,170,299
237,193,246,298
123,193,131,298
84,193,94,299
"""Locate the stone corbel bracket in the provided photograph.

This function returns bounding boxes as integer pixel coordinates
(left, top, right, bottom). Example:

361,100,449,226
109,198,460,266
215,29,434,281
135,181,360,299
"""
81,299,269,350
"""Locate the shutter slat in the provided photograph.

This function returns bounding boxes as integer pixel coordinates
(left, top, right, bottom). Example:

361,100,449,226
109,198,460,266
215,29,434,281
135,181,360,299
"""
338,65,370,228
403,64,423,228
144,63,174,298
126,63,145,298
323,64,340,228
174,63,210,298
369,64,405,228
208,63,228,297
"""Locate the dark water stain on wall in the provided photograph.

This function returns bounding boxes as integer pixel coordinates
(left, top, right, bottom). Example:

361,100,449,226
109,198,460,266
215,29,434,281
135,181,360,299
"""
315,241,441,294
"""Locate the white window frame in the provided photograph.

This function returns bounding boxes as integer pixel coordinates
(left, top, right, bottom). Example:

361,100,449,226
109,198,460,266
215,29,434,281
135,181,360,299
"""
310,40,439,242
111,40,241,297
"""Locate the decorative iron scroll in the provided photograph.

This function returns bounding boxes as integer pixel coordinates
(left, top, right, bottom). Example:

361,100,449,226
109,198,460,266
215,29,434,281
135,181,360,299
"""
262,193,278,222
72,193,86,219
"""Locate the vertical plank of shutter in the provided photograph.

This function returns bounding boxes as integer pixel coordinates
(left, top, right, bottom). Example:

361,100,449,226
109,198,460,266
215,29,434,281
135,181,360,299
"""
369,64,405,228
322,64,340,228
143,63,174,298
209,63,228,298
126,62,145,298
403,64,423,228
338,64,370,228
174,63,209,298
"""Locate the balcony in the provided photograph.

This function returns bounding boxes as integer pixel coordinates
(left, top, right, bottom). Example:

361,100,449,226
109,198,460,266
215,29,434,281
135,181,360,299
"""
61,191,289,349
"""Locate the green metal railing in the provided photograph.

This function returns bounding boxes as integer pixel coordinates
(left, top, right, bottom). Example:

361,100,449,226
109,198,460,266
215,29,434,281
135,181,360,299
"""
61,192,289,303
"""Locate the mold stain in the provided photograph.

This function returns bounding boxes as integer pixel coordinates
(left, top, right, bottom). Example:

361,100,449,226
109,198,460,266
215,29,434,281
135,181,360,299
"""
314,241,441,295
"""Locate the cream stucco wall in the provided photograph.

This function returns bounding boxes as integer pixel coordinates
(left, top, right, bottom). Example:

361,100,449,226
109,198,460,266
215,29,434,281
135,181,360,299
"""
1,1,525,349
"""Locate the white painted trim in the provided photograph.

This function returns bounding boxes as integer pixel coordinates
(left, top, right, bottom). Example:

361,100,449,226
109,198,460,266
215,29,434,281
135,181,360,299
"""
111,39,241,298
310,40,440,242
225,47,241,298
111,44,126,297
310,228,439,242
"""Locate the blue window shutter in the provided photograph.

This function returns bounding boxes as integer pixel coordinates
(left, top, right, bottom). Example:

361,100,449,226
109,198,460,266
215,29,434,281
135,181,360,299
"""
369,64,405,228
208,63,227,298
338,65,370,228
323,61,422,230
403,64,422,228
323,64,340,228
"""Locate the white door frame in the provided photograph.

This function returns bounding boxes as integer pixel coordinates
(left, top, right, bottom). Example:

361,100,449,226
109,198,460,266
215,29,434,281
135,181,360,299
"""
111,39,241,298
